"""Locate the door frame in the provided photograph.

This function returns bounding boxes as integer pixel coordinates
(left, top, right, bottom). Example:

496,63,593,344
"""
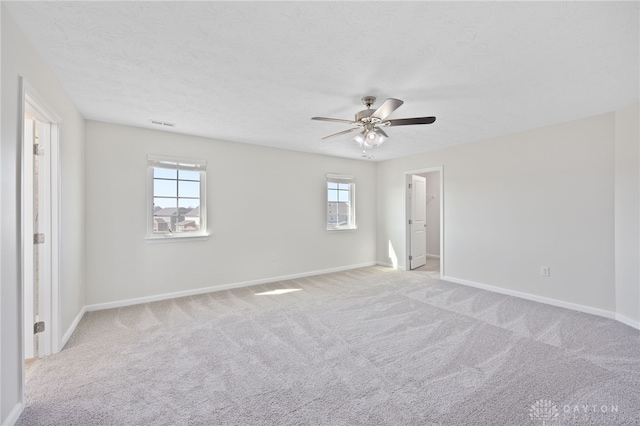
19,77,61,397
404,166,444,277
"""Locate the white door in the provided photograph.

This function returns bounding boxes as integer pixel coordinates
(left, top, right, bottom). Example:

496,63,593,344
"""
23,113,52,359
410,175,427,269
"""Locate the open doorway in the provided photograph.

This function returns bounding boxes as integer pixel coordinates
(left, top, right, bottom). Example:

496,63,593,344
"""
21,78,61,376
405,166,443,278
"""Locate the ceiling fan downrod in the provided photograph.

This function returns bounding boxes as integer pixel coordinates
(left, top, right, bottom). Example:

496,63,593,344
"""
356,96,379,124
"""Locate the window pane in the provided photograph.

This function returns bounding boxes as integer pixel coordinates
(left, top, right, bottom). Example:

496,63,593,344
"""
327,182,338,190
178,180,200,198
152,216,171,233
153,198,177,234
154,167,176,179
175,223,199,233
153,198,178,213
338,190,349,202
178,199,199,209
176,202,200,233
179,169,200,181
338,183,350,190
154,197,176,209
154,179,177,197
327,202,337,226
328,189,338,202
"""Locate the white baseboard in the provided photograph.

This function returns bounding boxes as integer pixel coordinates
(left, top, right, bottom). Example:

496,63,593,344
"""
2,402,23,426
615,313,640,330
86,262,377,312
426,254,440,259
61,306,86,349
376,261,396,268
441,275,625,324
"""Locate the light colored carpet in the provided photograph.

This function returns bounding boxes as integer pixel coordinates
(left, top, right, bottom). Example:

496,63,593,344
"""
18,266,640,425
411,257,440,277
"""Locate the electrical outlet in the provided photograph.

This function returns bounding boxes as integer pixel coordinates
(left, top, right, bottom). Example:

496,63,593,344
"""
540,266,550,277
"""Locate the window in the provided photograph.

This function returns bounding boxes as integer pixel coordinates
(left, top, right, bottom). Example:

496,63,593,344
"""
326,173,356,230
147,155,207,239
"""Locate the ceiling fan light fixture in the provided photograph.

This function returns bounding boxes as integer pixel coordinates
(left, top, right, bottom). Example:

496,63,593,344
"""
374,132,387,147
368,129,387,147
352,129,386,149
352,132,365,146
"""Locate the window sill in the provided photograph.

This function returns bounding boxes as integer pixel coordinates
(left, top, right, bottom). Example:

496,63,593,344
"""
326,227,357,232
145,233,209,243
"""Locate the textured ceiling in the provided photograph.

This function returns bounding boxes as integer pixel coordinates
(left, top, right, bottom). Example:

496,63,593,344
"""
5,1,639,161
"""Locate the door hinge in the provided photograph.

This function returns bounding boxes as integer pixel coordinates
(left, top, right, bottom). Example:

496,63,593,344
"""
33,144,45,156
408,183,412,189
34,233,45,244
34,321,45,334
408,219,412,225
409,256,413,261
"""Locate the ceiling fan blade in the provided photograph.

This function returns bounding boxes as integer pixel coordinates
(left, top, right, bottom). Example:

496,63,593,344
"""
312,117,356,124
371,98,404,121
322,127,361,140
375,127,389,138
384,117,436,126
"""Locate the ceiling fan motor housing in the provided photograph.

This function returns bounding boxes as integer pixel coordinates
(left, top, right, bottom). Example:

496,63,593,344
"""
355,109,380,123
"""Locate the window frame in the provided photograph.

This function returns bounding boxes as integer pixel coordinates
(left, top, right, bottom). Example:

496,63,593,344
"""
326,173,356,231
146,154,208,241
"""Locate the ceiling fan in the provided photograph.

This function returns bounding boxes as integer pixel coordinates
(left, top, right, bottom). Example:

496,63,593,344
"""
312,96,436,149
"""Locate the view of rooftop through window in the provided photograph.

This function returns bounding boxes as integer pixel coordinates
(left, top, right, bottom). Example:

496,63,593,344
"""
152,166,201,234
327,179,355,230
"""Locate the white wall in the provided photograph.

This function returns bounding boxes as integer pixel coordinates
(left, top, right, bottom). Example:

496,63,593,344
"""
419,171,440,257
84,121,377,306
1,5,85,424
378,113,617,313
614,103,640,326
